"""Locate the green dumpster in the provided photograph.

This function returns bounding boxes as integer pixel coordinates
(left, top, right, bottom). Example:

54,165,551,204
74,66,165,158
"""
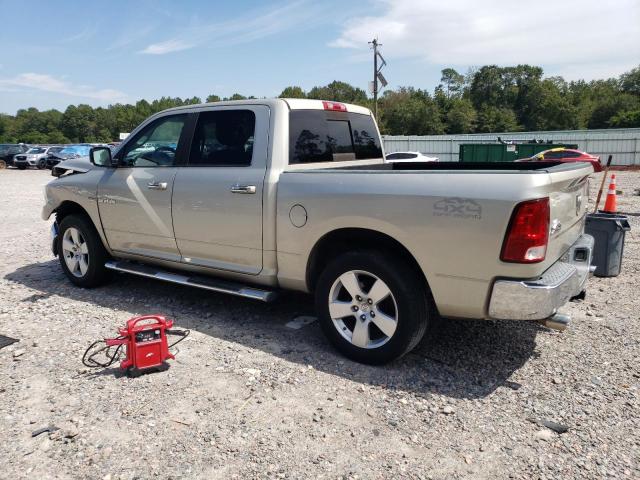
459,143,578,162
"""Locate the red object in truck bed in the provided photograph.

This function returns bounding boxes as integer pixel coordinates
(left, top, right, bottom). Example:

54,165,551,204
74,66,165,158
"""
515,148,602,172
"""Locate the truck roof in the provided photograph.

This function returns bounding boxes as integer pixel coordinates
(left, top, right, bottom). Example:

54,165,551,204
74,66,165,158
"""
158,98,372,116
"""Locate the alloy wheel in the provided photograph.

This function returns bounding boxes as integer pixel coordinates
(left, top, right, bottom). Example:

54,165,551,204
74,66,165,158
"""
328,270,398,349
62,227,90,277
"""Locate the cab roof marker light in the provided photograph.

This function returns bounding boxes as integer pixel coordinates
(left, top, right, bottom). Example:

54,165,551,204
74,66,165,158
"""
322,101,347,112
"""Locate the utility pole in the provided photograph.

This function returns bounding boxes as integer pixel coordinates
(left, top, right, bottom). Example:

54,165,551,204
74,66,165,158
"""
368,38,387,121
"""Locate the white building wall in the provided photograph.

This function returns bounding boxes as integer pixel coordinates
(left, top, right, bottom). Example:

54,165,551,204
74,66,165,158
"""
382,128,640,165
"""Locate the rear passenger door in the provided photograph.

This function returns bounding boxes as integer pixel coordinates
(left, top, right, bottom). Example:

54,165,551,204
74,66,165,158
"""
171,106,269,274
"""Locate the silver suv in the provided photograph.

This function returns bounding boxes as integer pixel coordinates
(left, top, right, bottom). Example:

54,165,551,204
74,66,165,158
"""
14,146,63,170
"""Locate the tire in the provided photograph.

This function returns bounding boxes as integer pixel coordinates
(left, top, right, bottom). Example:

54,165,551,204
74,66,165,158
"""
0,160,6,169
315,250,429,365
57,214,111,288
17,165,27,170
37,159,46,169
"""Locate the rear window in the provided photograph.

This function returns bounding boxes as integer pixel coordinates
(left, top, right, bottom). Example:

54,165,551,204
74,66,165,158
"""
289,110,382,164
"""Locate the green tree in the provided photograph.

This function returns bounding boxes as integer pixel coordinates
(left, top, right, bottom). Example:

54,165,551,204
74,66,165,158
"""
620,65,640,95
379,88,444,135
446,98,477,133
609,109,640,128
206,94,221,103
476,106,520,133
279,86,306,98
439,68,465,98
307,81,368,105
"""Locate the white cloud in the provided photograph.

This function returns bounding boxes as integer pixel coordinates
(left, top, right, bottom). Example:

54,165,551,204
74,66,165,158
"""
331,0,640,80
0,73,127,103
139,0,325,55
139,39,194,55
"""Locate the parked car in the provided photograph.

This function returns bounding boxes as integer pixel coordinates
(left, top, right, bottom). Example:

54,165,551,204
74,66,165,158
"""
45,145,92,169
385,151,439,162
515,148,602,172
42,99,594,364
13,146,63,170
0,143,29,168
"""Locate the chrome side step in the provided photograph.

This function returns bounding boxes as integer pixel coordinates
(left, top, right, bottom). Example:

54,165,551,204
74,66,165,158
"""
104,260,277,302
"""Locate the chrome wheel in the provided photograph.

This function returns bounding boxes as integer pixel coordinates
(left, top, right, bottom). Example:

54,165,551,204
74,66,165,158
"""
62,227,89,278
328,270,398,349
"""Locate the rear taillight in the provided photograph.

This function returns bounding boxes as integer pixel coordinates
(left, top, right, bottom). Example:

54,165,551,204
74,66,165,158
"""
500,198,550,263
322,101,347,112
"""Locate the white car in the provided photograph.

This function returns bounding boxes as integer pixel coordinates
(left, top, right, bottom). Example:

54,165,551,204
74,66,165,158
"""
385,151,439,163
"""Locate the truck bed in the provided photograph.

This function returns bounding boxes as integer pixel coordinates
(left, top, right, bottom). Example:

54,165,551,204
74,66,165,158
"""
277,160,593,319
327,160,579,173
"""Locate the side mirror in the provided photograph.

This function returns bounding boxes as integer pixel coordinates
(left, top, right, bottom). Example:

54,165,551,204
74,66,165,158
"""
90,146,113,167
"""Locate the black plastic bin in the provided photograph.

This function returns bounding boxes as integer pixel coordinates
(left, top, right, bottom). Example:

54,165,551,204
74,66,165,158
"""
585,212,631,277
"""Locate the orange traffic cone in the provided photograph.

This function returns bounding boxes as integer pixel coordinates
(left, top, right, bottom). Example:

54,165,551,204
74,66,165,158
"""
602,174,617,213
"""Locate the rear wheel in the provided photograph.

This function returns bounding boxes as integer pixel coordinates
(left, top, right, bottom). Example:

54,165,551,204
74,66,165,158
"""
315,251,429,364
0,160,6,169
37,159,46,169
57,215,110,287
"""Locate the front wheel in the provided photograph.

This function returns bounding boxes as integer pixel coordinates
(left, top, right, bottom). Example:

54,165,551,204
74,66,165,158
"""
315,251,429,365
57,214,111,287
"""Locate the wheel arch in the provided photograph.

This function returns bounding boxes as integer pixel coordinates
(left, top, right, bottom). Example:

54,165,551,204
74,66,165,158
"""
54,200,92,224
54,201,111,254
306,227,431,296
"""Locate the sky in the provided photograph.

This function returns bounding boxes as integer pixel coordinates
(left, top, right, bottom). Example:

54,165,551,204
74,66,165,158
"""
0,0,639,115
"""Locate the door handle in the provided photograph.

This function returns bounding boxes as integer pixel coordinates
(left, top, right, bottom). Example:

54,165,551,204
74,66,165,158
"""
147,181,168,190
230,184,256,194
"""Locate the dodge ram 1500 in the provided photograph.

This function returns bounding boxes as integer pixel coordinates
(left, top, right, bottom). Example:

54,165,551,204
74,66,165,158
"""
42,99,594,364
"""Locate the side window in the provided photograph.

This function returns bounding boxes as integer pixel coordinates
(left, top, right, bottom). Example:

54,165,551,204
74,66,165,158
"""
120,114,187,167
188,110,255,166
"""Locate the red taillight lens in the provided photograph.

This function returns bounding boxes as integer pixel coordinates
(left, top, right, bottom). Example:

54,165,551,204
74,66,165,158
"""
501,198,550,263
322,101,347,112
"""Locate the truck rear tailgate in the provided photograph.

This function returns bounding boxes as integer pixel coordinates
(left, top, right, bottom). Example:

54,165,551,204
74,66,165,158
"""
543,166,591,266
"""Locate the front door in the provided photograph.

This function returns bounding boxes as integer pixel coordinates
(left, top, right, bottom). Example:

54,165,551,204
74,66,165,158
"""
97,113,189,262
172,106,269,274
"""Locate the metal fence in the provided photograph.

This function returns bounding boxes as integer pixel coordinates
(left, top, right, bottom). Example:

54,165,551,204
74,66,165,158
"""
382,128,640,165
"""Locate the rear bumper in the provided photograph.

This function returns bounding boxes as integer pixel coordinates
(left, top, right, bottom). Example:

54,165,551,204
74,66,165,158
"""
488,234,594,320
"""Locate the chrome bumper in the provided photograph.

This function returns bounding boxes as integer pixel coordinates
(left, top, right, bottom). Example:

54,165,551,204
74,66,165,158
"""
488,234,594,320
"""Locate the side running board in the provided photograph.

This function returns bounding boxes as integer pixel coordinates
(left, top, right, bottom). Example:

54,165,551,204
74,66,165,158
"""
104,260,277,302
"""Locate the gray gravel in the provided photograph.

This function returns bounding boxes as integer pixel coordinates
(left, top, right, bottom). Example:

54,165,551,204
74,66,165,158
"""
0,168,638,479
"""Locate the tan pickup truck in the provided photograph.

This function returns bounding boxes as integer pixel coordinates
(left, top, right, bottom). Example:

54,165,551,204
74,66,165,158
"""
42,99,594,364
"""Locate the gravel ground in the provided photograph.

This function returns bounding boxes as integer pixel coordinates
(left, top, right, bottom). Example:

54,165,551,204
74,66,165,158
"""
0,168,638,479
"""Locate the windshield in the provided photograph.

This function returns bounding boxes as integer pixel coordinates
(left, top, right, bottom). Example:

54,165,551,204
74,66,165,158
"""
27,147,46,154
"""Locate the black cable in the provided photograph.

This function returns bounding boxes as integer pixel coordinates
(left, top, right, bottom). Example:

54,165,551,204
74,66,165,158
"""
82,337,125,368
166,329,190,349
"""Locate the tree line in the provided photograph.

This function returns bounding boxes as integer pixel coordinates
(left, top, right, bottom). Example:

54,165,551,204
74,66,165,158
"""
1,64,638,144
